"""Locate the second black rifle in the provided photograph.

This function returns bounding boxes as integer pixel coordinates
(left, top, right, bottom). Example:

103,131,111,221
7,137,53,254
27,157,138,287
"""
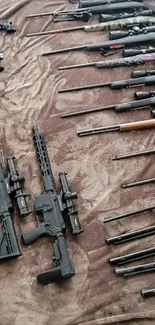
42,32,155,56
61,97,155,118
59,75,155,94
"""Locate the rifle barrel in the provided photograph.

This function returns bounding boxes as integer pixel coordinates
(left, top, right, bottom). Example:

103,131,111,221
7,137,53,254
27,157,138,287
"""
106,224,155,245
122,178,155,188
115,262,155,277
112,149,155,160
103,205,155,223
110,246,155,266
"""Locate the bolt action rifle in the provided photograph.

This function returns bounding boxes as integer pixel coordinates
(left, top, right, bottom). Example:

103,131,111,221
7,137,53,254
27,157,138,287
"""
61,96,155,118
26,1,146,19
22,126,83,284
59,75,155,94
27,15,155,37
58,53,155,70
42,32,155,56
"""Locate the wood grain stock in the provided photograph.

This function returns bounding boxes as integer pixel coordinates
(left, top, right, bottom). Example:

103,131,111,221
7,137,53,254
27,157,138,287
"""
120,119,155,132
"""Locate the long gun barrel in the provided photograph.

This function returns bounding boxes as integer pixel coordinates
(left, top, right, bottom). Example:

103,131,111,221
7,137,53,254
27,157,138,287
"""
109,25,155,41
109,246,155,266
103,205,155,223
106,225,155,245
42,32,155,56
121,177,155,188
77,118,155,137
26,15,154,37
58,53,155,71
113,148,155,160
115,261,155,277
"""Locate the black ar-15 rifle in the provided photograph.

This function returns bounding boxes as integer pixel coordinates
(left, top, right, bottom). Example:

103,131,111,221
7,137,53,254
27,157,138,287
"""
0,157,30,260
22,126,83,285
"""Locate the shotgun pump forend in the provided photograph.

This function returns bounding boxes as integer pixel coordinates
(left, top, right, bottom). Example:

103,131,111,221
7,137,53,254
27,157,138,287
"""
22,126,83,284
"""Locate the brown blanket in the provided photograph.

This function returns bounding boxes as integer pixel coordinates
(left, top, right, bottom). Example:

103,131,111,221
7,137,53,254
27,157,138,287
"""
1,1,155,324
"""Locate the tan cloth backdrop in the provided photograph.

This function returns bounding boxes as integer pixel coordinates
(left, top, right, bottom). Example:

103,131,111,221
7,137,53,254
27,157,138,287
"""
0,1,155,324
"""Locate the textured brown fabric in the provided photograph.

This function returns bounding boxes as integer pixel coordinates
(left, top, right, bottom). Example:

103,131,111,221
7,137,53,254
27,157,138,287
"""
0,1,155,325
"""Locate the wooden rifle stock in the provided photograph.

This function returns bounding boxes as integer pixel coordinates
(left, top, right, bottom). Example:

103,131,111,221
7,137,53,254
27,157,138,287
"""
120,119,155,131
